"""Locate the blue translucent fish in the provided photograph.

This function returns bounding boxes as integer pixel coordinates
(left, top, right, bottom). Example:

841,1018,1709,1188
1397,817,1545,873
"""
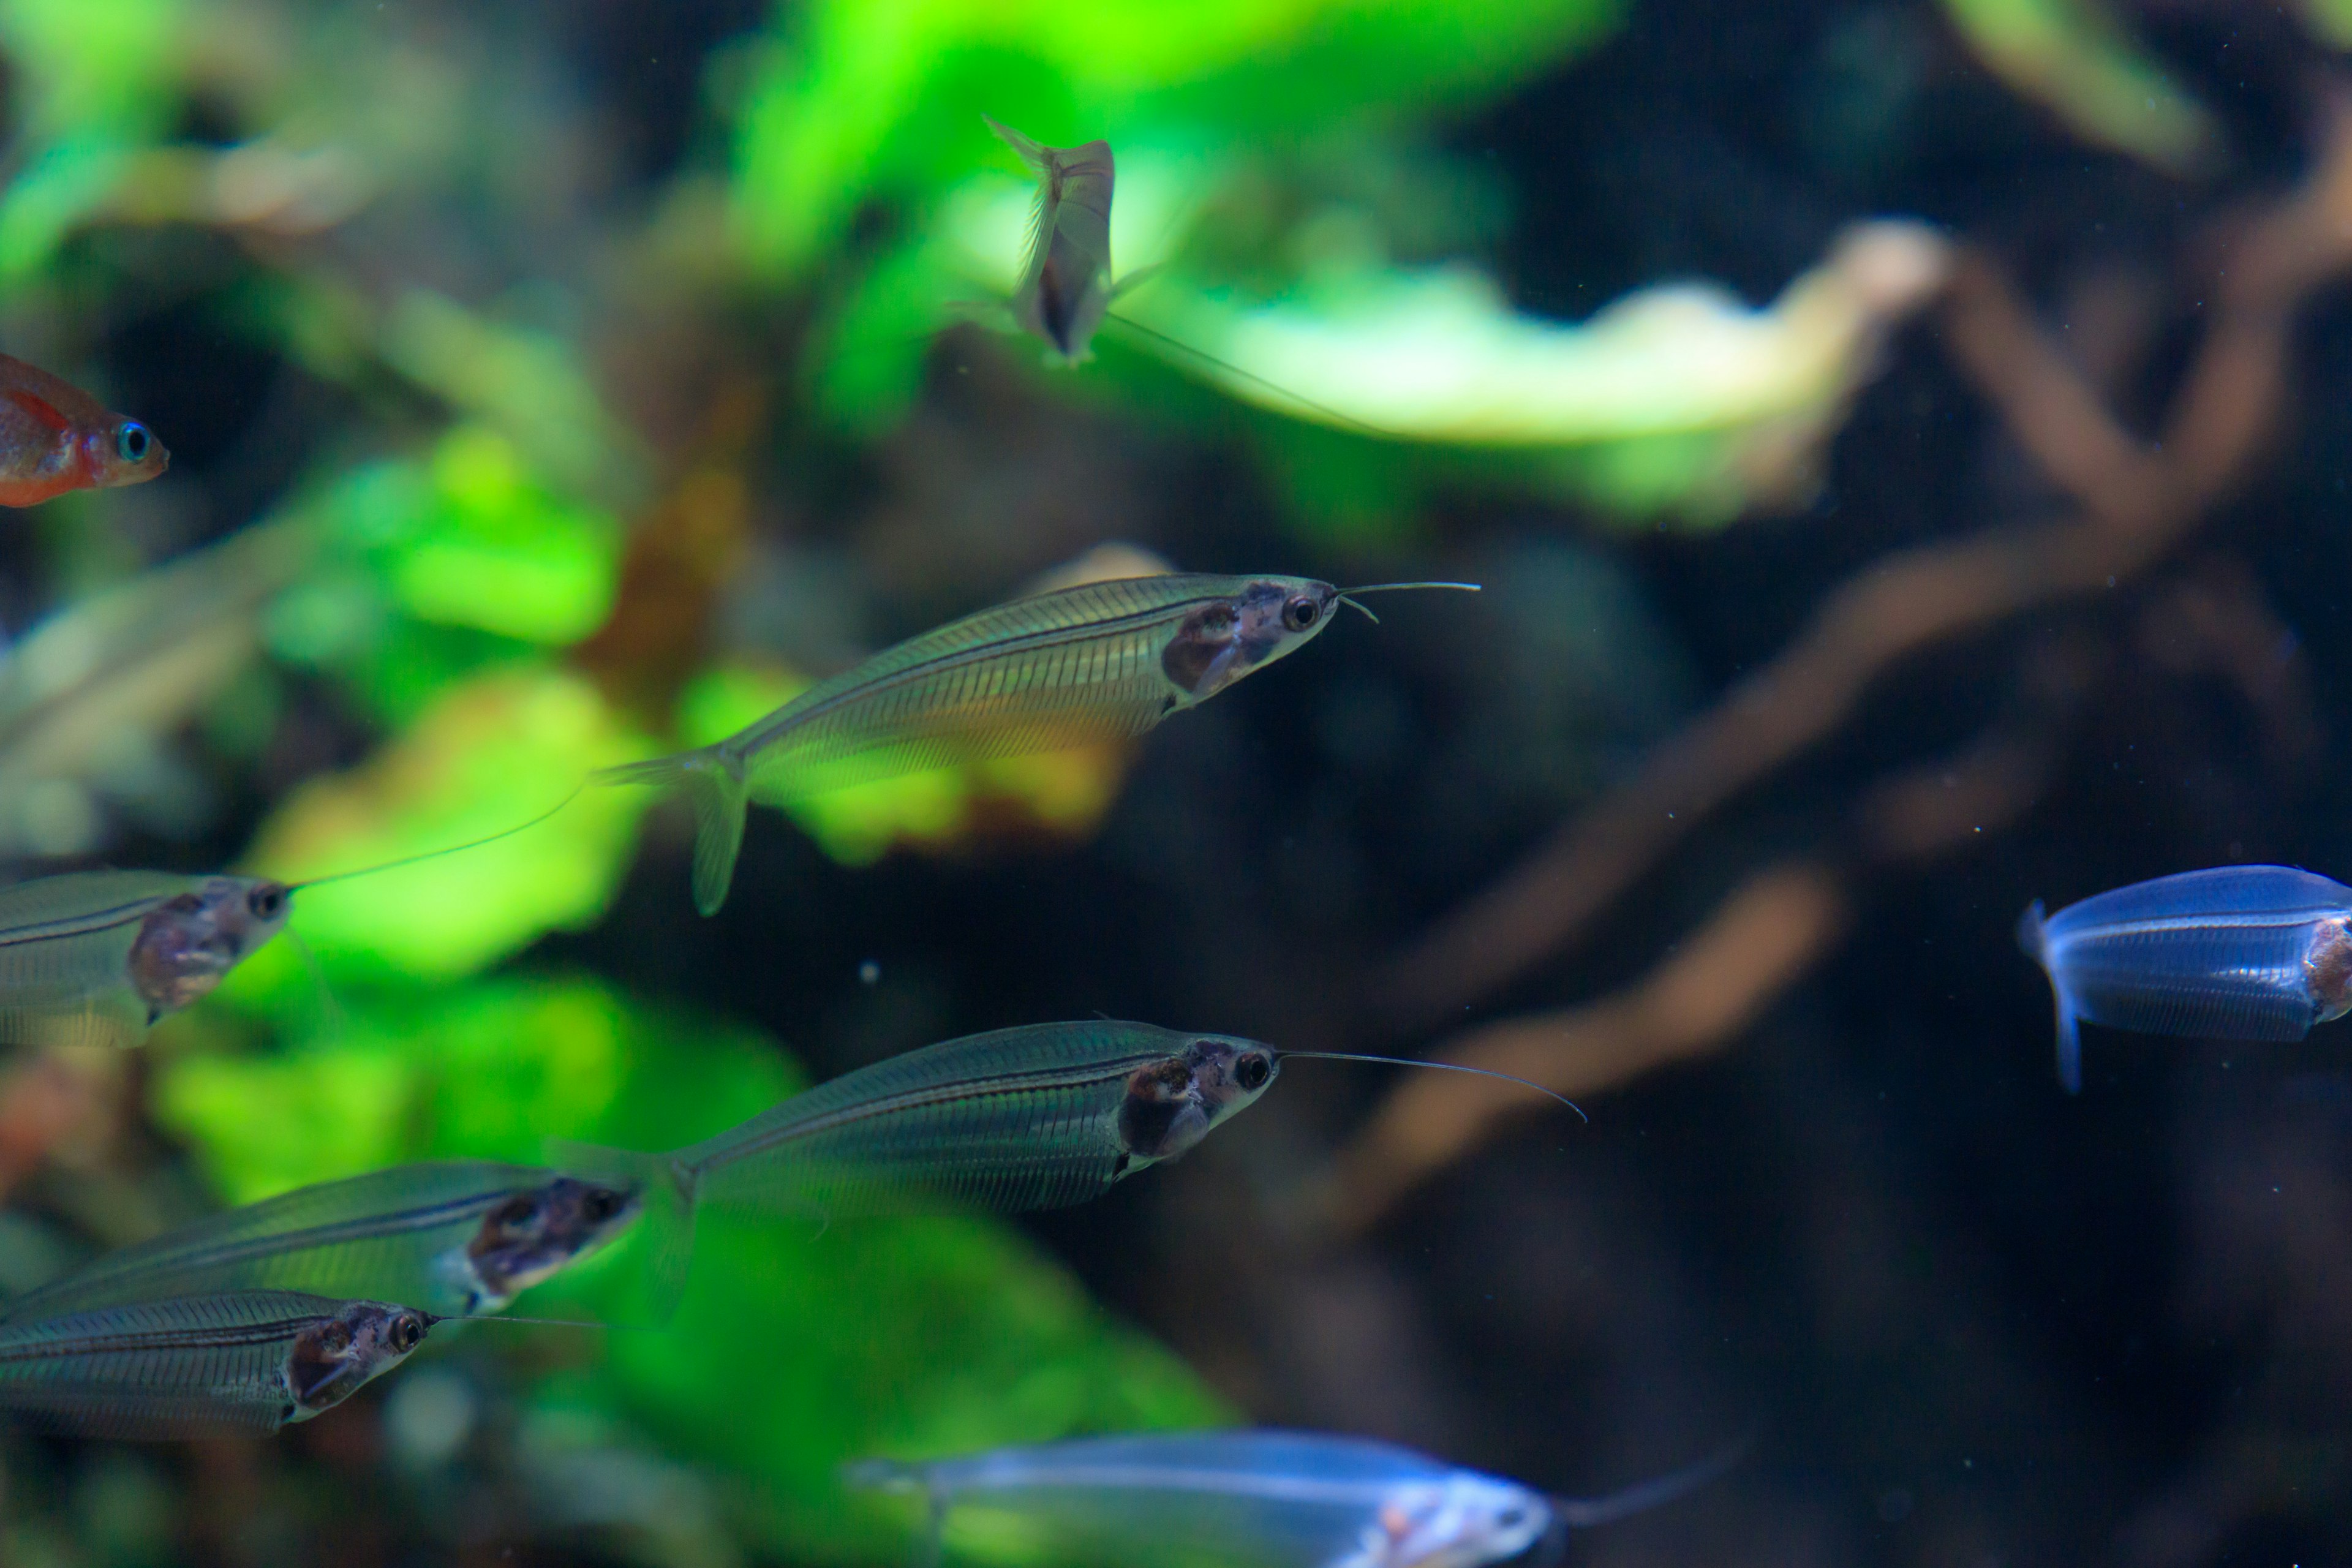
2018,865,2352,1093
846,1430,1737,1568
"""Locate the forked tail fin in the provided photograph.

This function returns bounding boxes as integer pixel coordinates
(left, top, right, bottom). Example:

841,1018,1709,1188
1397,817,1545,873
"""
591,749,750,916
543,1139,701,1325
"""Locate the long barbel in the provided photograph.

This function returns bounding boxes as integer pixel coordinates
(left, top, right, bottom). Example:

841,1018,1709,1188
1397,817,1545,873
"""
593,574,1478,914
1,1159,679,1327
0,1290,429,1440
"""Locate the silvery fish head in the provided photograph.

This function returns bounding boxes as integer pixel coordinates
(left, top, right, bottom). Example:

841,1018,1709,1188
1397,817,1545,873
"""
1159,578,1344,705
456,1176,642,1313
126,876,293,1024
1371,1474,1553,1568
1114,1033,1281,1170
284,1300,431,1420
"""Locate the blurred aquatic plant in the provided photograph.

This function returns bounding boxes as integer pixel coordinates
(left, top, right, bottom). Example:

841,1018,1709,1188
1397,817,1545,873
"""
0,516,314,856
239,666,651,982
729,0,1627,275
1937,0,2215,174
748,0,1949,525
0,0,185,281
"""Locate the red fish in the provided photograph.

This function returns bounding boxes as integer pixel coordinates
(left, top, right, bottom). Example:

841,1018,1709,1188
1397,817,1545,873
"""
0,353,167,506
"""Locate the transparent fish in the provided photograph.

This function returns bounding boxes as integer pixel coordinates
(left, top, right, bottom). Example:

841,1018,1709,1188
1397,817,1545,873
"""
972,118,1392,432
597,574,1473,914
562,1021,1281,1239
1,1159,667,1325
0,1290,427,1440
2019,865,2352,1092
0,789,586,1049
0,870,292,1049
984,116,1124,365
0,352,167,507
556,1019,1574,1300
846,1430,1740,1568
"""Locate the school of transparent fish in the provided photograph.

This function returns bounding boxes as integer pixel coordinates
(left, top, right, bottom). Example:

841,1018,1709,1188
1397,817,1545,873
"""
0,78,2342,1566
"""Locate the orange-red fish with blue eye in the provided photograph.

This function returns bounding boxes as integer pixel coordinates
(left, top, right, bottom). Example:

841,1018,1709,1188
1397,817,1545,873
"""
0,352,166,506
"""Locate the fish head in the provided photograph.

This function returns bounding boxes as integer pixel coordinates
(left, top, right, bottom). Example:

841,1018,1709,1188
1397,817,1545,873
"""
1372,1475,1553,1568
124,876,293,1023
1114,1032,1281,1167
458,1175,643,1313
1161,578,1343,704
78,415,167,489
284,1300,431,1420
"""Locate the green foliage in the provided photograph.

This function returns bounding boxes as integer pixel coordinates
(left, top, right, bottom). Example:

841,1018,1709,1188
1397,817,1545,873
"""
266,425,623,721
0,0,183,281
731,0,1623,274
1938,0,2215,173
236,666,651,982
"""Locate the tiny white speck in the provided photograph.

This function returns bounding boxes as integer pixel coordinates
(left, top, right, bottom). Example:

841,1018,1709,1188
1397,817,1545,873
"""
858,960,881,986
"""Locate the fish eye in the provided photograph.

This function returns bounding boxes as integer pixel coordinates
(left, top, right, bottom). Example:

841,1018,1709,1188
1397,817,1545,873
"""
1235,1053,1272,1091
1282,595,1319,632
1498,1508,1526,1526
581,1188,621,1221
247,884,287,920
115,422,149,462
393,1315,423,1351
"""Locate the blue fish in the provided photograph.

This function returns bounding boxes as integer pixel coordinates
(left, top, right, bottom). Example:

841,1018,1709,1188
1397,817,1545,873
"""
2019,865,2352,1093
846,1429,1738,1568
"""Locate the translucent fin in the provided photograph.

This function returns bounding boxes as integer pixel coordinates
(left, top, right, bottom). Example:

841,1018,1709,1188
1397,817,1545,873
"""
0,990,150,1052
2055,998,2083,1095
542,1140,698,1326
592,748,750,917
2018,900,2082,1093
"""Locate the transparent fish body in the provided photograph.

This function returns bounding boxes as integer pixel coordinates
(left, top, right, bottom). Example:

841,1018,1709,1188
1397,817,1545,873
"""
0,1291,426,1439
0,352,167,507
846,1432,1555,1568
662,1020,1280,1221
2019,865,2352,1091
1,1161,646,1324
984,116,1119,363
0,870,290,1048
595,574,1346,913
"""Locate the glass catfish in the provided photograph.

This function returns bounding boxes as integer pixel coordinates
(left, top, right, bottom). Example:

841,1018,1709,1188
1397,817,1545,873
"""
2020,865,2352,1092
984,115,1125,364
846,1430,1741,1568
596,573,1474,914
0,870,292,1049
0,352,167,507
562,1021,1287,1246
0,1291,428,1440
0,1159,665,1327
557,1019,1574,1300
0,796,593,1050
